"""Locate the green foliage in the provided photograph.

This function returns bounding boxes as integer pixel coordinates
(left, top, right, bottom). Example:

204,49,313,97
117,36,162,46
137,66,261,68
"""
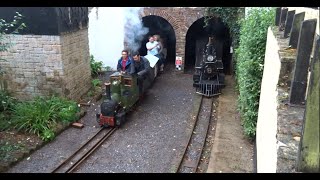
0,90,17,112
0,12,26,58
90,55,103,77
0,90,17,123
204,7,244,48
235,8,275,138
1,96,80,142
104,66,112,71
0,141,24,161
1,12,26,84
92,79,102,88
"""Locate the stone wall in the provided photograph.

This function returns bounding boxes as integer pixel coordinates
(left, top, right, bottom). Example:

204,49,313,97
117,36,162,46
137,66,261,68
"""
0,28,91,101
60,28,91,100
0,34,64,99
256,27,306,173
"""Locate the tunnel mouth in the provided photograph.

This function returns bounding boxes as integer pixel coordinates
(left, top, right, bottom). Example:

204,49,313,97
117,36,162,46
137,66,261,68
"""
138,15,176,65
185,16,232,75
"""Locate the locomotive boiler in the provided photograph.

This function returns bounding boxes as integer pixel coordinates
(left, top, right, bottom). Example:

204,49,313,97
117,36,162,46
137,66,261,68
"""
193,36,225,96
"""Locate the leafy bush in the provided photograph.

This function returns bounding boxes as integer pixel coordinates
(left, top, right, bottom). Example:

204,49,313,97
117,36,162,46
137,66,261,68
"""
90,55,103,77
0,90,17,112
3,96,79,141
92,79,102,88
104,66,112,71
235,8,275,138
0,90,17,124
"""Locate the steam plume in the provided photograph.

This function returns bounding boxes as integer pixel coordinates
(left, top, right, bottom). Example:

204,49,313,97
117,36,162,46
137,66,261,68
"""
123,7,149,53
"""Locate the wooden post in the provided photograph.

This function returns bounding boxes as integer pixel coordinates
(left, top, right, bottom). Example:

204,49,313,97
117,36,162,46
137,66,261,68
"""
297,35,320,172
289,19,317,105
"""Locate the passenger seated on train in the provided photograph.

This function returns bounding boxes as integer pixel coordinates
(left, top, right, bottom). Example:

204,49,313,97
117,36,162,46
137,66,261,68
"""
117,50,134,74
131,51,151,98
153,34,166,72
146,35,159,57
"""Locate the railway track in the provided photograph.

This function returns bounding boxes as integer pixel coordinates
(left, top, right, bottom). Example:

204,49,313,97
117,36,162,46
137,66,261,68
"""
51,127,117,173
174,96,214,173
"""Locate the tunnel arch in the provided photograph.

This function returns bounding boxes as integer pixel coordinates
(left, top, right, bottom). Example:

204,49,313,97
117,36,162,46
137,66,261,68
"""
138,15,176,65
184,16,232,74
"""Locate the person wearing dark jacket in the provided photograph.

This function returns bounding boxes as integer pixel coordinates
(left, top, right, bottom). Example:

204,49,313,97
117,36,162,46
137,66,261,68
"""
131,51,150,98
117,50,133,74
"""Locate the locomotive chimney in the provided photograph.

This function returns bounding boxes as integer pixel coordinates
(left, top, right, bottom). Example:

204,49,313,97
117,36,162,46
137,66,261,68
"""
207,36,214,45
105,82,111,100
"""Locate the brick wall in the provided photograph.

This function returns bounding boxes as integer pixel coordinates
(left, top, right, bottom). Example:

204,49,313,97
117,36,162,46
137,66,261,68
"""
141,7,206,71
0,28,91,101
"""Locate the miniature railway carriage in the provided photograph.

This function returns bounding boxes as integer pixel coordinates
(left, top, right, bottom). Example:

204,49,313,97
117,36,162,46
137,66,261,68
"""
193,37,225,96
96,58,159,128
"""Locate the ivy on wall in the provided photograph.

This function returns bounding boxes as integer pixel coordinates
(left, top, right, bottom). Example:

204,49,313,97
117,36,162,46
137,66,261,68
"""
204,7,244,49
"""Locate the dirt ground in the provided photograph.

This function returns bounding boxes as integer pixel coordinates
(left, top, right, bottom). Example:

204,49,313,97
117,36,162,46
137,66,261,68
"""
207,75,254,173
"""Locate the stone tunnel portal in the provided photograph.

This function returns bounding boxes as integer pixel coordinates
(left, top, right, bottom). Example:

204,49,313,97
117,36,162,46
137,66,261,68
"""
185,17,232,74
139,15,176,65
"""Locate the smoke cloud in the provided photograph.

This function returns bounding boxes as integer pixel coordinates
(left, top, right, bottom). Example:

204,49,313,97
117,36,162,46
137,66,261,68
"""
88,7,148,70
123,7,149,53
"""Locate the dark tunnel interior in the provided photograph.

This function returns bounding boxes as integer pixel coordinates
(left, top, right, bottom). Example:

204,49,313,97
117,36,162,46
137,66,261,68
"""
185,17,232,74
139,15,176,64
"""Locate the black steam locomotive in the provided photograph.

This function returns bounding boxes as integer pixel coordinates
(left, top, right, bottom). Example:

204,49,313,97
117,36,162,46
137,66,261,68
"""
193,36,225,96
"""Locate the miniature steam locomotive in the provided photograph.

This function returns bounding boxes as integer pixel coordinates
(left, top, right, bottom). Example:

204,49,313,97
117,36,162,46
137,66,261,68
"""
193,37,225,96
96,59,159,128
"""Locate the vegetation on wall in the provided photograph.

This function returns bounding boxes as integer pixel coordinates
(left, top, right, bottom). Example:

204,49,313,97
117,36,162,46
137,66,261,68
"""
235,8,275,138
0,12,25,125
204,7,244,50
0,12,26,91
0,12,26,64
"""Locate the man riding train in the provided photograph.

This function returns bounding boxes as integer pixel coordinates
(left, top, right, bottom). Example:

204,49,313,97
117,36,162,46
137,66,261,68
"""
116,50,152,100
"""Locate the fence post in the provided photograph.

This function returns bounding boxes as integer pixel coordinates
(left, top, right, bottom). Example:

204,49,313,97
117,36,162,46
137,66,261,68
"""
279,8,288,31
275,7,282,26
289,19,317,105
289,12,305,48
283,10,295,38
296,35,320,173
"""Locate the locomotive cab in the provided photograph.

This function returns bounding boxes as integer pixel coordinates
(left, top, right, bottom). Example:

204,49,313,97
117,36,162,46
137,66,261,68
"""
193,36,225,97
96,72,140,128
